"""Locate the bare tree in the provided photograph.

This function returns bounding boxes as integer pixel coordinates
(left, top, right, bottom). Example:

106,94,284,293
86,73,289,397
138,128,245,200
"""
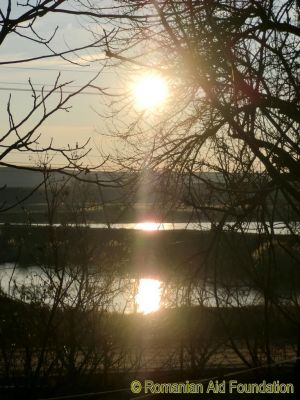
0,0,149,212
0,174,139,396
82,0,300,374
87,0,300,216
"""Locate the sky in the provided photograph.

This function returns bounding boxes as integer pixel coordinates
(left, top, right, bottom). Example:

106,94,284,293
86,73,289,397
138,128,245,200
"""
0,3,127,171
0,1,175,174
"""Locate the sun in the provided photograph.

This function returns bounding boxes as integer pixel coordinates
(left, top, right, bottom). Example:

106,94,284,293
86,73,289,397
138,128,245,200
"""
136,278,162,314
133,74,168,109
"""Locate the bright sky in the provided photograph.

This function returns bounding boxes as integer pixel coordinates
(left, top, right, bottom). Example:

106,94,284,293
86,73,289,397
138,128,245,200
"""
0,2,172,172
0,5,119,170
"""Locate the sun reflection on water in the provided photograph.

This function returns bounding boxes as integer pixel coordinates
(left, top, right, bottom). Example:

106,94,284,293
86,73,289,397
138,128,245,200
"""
136,278,162,314
135,222,161,231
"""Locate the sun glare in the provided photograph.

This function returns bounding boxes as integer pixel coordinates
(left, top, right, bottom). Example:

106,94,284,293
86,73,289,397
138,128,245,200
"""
133,74,168,109
135,221,160,231
136,278,161,314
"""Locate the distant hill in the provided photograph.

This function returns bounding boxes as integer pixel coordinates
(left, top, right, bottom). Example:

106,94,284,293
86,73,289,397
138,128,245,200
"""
0,167,45,188
0,167,122,188
0,166,225,189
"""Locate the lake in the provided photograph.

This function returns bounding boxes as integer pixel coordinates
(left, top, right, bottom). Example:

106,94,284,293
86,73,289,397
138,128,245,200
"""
1,220,299,234
0,263,263,313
